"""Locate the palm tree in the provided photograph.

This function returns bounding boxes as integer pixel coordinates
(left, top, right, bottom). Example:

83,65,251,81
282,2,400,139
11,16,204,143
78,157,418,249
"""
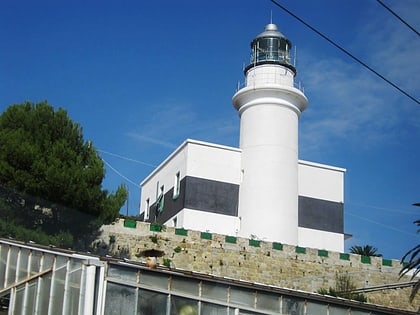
400,203,420,303
349,245,382,257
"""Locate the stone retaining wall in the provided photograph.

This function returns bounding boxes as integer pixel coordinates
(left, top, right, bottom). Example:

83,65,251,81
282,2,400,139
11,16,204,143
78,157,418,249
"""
95,219,419,312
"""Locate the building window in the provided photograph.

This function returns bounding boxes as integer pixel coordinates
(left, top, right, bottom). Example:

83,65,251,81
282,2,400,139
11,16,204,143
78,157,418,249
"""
173,171,180,199
156,185,165,214
144,198,150,220
156,181,160,197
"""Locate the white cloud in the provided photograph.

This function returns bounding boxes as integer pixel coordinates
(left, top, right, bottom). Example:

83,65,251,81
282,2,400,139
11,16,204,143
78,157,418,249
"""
361,1,420,93
297,2,420,158
127,133,177,150
126,100,238,150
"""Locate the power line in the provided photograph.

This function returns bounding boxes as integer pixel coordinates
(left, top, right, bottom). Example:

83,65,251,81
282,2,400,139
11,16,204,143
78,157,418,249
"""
269,0,420,105
102,157,141,188
347,211,418,237
347,202,419,215
376,0,420,37
98,149,156,168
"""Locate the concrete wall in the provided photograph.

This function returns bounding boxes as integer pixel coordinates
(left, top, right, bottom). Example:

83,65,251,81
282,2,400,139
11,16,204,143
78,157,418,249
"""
298,160,345,203
97,220,419,312
298,227,344,253
173,209,240,236
186,140,241,183
139,140,189,218
139,139,346,252
139,139,241,219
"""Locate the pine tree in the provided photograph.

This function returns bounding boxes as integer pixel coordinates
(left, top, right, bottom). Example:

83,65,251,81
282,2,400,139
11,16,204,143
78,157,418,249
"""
0,101,127,248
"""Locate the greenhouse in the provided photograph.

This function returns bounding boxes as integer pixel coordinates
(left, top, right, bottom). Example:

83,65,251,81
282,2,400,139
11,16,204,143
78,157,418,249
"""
0,239,414,315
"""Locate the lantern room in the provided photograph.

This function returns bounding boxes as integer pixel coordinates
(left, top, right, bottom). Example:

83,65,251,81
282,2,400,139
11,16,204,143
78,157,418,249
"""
245,23,296,75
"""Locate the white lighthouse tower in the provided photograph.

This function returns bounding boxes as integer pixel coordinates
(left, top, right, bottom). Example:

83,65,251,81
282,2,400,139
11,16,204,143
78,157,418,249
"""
232,23,308,244
140,22,346,252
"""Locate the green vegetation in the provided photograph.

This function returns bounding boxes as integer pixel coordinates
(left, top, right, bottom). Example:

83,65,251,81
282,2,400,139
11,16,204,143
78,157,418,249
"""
0,101,127,249
318,274,367,302
349,245,382,257
0,182,102,249
400,203,420,303
150,234,159,244
163,258,172,267
0,218,73,248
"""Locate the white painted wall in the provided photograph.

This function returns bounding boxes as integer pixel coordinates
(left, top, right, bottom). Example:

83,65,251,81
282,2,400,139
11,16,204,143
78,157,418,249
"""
139,139,346,251
139,140,241,217
236,100,299,243
186,140,241,184
139,141,188,216
232,63,307,245
298,160,345,203
246,64,294,87
298,227,344,252
167,209,240,235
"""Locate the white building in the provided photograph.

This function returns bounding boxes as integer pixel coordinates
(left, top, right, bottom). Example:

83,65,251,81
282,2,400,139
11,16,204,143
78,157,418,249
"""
139,23,346,252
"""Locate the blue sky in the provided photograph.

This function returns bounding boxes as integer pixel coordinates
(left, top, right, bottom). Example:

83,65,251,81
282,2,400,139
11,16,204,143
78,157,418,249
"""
1,0,419,260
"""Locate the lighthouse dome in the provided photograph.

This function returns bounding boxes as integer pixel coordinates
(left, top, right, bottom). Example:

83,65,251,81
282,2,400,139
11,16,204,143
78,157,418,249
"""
255,23,287,39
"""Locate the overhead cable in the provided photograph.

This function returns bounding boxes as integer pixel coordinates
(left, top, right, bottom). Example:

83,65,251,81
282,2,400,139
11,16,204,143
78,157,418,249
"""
347,202,419,215
347,211,418,237
376,0,420,37
269,0,420,105
102,157,141,188
98,149,156,168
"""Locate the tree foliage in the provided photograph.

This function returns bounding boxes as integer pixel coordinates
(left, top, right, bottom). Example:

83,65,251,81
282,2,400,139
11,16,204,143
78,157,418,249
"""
349,245,382,257
0,101,127,248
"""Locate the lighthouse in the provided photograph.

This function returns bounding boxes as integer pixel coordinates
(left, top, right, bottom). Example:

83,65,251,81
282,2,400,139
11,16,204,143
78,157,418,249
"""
140,23,346,252
232,23,308,244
